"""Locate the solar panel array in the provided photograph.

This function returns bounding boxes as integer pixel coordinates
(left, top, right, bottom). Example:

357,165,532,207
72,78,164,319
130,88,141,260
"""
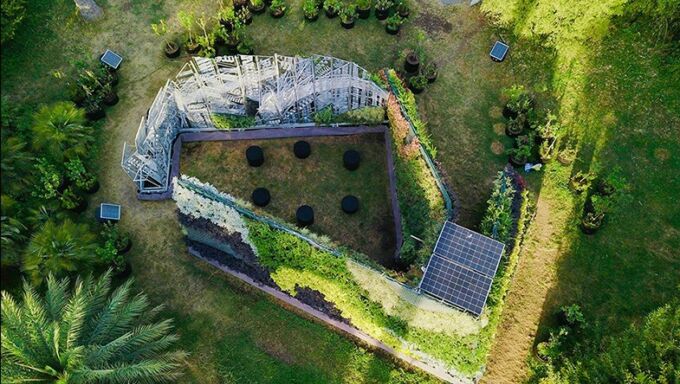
420,222,505,316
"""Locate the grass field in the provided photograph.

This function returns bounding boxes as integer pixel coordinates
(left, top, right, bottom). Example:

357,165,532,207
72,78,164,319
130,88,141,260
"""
180,134,398,266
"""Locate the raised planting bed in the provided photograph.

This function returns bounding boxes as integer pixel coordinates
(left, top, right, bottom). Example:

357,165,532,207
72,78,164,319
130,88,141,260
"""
180,134,398,266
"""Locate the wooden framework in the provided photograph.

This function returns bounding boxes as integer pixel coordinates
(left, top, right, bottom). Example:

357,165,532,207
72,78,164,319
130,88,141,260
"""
122,54,388,194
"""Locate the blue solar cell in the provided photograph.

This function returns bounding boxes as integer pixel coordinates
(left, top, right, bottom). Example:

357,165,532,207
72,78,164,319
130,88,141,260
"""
433,222,504,278
101,50,123,69
100,203,121,220
490,41,509,61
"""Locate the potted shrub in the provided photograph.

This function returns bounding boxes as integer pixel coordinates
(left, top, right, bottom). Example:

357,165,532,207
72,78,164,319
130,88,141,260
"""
408,74,427,94
569,171,594,194
404,49,420,73
539,137,557,163
323,0,341,18
218,6,238,31
302,0,320,21
385,13,403,34
269,0,286,18
196,14,216,58
178,10,200,54
356,0,371,19
581,211,604,234
151,19,180,58
65,158,99,194
396,0,410,17
375,0,393,20
237,36,255,55
503,86,533,119
84,98,105,121
102,83,118,106
237,6,253,25
505,114,526,137
339,4,357,29
508,134,533,166
249,0,266,14
234,0,249,10
423,62,438,83
557,147,577,165
60,187,87,212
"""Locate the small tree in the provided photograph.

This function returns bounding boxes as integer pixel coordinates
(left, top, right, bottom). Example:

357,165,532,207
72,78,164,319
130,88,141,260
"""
151,19,178,53
177,10,196,45
31,102,93,162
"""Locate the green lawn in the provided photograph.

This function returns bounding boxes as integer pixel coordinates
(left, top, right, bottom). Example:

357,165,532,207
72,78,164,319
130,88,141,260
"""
180,134,398,266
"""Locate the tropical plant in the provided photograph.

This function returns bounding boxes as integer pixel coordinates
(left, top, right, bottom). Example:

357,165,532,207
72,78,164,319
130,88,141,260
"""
339,4,356,22
23,219,98,284
269,0,286,13
33,158,62,200
0,0,26,44
58,186,83,210
31,102,93,162
101,222,131,254
65,157,97,191
0,271,188,383
408,74,428,90
302,0,319,18
385,13,404,30
1,134,33,196
1,196,26,266
323,0,342,13
375,0,393,11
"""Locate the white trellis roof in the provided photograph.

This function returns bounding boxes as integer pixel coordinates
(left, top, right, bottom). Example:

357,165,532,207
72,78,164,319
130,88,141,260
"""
121,54,388,194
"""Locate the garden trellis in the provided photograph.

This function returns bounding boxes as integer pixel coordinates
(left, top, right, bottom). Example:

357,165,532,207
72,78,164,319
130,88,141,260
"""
121,54,388,194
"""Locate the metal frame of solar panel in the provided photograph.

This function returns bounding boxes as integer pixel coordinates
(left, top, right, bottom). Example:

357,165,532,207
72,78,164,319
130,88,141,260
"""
419,222,504,316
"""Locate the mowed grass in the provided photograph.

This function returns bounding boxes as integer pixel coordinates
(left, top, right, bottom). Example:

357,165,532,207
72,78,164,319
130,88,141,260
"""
180,134,398,266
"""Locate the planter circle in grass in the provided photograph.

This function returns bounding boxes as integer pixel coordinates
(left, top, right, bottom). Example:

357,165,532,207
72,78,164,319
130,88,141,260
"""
293,140,311,159
251,187,271,207
343,149,361,171
341,195,359,214
246,145,264,167
296,205,314,227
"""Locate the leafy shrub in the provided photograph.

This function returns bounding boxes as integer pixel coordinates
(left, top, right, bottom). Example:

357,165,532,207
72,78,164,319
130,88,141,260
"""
313,105,334,125
408,74,428,90
211,114,257,130
269,0,286,12
59,186,82,210
335,106,385,125
32,102,92,162
65,157,97,191
32,158,62,200
0,0,25,44
480,171,516,243
302,0,319,18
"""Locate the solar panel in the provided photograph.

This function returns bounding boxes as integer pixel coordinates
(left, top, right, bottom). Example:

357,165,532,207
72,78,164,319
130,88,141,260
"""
100,49,123,69
489,41,509,62
419,222,505,316
433,222,504,278
99,203,121,220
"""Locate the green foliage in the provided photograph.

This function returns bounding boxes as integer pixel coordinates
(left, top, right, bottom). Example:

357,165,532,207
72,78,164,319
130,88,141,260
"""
312,105,334,125
269,0,286,12
507,133,534,162
31,101,92,162
0,0,25,44
339,3,356,22
335,106,385,125
65,157,97,191
408,74,427,90
480,171,516,243
1,196,26,266
385,14,404,29
58,186,82,210
32,158,62,200
211,114,256,130
356,0,372,9
0,271,187,382
1,133,33,197
302,0,319,18
177,10,196,43
23,219,98,284
324,0,342,12
375,0,393,10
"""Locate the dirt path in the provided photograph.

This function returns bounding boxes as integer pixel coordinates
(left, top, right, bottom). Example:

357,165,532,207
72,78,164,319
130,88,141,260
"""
481,190,570,383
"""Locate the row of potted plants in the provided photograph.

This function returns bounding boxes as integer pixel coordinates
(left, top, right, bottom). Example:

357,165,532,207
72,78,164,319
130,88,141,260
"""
301,0,408,34
402,49,438,93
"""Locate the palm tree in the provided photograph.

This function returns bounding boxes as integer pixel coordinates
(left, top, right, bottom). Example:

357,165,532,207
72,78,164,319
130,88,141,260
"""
23,219,98,284
1,271,187,383
1,135,33,196
31,102,93,162
1,196,27,266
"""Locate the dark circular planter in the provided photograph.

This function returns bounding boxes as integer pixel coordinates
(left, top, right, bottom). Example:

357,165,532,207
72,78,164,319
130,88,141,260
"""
410,85,425,94
596,180,615,196
502,106,518,119
296,205,314,227
343,149,361,171
226,40,240,54
357,7,370,19
425,67,438,83
375,8,389,20
71,199,88,213
250,3,266,14
305,12,319,21
505,125,523,137
270,9,285,18
185,42,200,54
341,195,359,214
293,140,311,159
117,238,132,254
251,187,271,207
386,25,400,35
234,0,248,10
85,180,100,194
86,107,105,121
325,8,339,18
509,154,528,167
341,18,355,29
243,15,253,25
115,262,133,279
580,221,600,235
398,8,410,18
164,43,180,58
103,92,119,106
246,145,264,167
404,53,420,73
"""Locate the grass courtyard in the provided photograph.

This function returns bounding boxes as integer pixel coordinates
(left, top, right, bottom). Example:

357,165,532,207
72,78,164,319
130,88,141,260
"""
1,0,678,383
180,134,398,266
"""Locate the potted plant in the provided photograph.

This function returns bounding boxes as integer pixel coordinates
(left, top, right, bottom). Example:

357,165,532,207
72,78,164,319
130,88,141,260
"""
422,62,438,83
249,0,266,14
539,137,557,163
508,134,533,166
404,49,420,73
503,86,533,119
60,187,86,212
557,147,577,165
102,82,118,106
569,171,594,194
323,0,341,18
581,209,604,234
237,36,255,55
83,97,105,120
375,0,393,20
339,4,357,29
408,74,427,94
218,6,238,31
396,0,410,17
151,19,180,58
269,0,286,18
65,158,99,194
356,0,371,19
505,114,526,137
385,13,403,34
196,14,216,58
302,0,320,21
178,11,200,54
237,6,253,25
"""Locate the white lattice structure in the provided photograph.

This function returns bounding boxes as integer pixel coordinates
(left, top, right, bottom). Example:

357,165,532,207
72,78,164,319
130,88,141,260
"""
121,54,388,194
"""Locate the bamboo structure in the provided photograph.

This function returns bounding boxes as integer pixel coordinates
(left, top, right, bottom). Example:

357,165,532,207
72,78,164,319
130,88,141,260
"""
122,54,388,194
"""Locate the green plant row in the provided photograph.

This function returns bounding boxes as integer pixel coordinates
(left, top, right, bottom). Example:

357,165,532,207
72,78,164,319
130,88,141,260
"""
312,105,386,125
211,113,257,130
480,171,516,244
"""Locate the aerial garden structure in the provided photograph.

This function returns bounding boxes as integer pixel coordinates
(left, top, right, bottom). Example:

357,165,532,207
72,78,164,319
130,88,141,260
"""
121,54,530,383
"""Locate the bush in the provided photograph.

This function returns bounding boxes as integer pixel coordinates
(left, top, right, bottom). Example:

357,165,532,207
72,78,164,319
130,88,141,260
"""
480,171,516,243
335,106,385,125
312,105,334,125
32,158,62,200
211,114,256,130
65,157,97,191
0,0,26,44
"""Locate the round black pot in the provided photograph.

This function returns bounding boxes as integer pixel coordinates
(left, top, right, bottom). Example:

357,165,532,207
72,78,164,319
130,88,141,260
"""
85,180,100,194
343,149,361,171
509,154,528,167
115,262,133,279
246,145,264,167
71,199,88,213
270,8,285,18
341,195,359,214
164,43,180,58
398,8,410,18
117,238,133,254
293,140,311,159
226,39,240,54
404,54,420,73
185,42,200,54
305,12,319,21
357,7,370,19
250,3,266,14
341,18,355,29
375,8,389,20
505,125,523,137
411,85,425,94
580,221,600,235
426,68,438,83
386,25,400,35
86,107,106,121
325,8,339,18
296,205,315,227
252,187,271,207
502,105,518,119
103,92,119,106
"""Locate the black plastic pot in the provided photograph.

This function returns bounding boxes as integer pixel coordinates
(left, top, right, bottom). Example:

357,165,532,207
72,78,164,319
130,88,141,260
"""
386,25,400,35
425,65,438,83
243,14,253,25
343,149,361,171
325,8,339,18
117,238,132,254
404,53,420,73
85,180,100,194
296,205,314,227
580,220,601,235
305,12,319,21
86,107,105,121
185,42,200,54
164,42,180,58
375,8,389,20
226,39,240,54
108,70,119,86
357,7,370,19
250,3,266,14
293,140,311,159
509,154,528,167
341,195,359,214
71,199,88,213
252,187,271,207
341,18,355,29
103,92,119,106
505,124,523,137
246,145,264,166
502,105,518,119
234,0,248,10
398,7,410,18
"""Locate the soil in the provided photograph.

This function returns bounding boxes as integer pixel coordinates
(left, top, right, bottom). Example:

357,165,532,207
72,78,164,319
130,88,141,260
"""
294,285,351,324
414,11,453,36
490,140,505,155
493,122,506,136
